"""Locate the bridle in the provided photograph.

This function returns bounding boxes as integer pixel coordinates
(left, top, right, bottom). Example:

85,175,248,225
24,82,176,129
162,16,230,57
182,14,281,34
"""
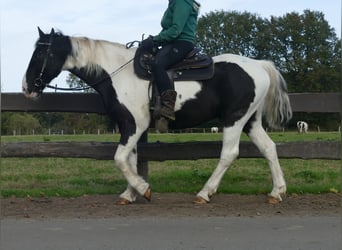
33,35,137,93
34,33,100,92
34,34,54,92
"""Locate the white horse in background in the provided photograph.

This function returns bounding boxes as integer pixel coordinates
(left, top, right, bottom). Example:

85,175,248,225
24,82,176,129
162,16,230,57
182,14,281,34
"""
211,127,219,133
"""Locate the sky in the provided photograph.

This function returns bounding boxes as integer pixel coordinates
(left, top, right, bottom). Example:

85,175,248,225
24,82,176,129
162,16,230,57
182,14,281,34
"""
1,0,341,93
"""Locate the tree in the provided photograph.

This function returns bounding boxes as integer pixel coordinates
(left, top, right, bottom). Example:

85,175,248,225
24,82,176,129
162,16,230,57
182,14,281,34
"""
196,10,341,130
196,11,269,58
5,113,41,135
66,73,96,93
63,113,109,134
196,10,341,93
64,74,112,133
268,10,341,92
33,112,64,129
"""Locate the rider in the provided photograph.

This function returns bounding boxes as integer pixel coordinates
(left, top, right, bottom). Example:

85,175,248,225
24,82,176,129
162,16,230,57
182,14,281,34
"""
141,0,200,121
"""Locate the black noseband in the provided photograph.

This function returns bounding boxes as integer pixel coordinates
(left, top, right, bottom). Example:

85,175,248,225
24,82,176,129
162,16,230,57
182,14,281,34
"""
34,77,45,92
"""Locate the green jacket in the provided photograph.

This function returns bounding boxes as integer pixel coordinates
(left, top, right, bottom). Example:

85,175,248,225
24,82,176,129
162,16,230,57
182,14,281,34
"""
153,0,200,45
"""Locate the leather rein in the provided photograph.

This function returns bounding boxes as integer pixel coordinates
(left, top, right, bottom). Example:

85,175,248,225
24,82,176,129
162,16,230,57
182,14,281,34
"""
35,34,137,92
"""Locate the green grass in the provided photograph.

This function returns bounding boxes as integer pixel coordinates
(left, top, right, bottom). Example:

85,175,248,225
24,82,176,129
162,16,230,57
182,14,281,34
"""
2,131,340,143
1,157,340,198
1,132,341,197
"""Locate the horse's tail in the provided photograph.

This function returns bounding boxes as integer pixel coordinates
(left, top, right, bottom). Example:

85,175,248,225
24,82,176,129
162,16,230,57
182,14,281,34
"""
260,61,293,129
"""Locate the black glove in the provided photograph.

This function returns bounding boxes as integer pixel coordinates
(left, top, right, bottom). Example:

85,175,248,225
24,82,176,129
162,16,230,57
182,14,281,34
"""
140,36,156,53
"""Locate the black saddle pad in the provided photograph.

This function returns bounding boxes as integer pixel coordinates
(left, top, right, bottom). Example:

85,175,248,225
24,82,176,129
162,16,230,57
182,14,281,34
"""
133,47,214,81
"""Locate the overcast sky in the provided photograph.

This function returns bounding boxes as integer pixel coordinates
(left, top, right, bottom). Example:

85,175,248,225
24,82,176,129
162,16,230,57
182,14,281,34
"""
1,0,340,92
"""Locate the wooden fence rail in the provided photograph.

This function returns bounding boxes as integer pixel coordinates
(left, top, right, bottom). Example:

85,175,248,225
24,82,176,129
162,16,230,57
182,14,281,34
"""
1,92,341,161
2,92,341,113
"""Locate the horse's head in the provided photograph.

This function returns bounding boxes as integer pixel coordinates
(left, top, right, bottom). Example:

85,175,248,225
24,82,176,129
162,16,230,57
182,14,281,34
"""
22,27,72,98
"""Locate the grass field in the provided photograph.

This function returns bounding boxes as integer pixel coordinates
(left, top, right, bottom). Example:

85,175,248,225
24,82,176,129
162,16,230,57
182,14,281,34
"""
1,132,341,198
1,131,341,143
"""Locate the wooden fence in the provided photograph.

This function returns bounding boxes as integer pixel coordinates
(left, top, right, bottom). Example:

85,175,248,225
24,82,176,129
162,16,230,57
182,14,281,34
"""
1,93,341,163
2,92,340,113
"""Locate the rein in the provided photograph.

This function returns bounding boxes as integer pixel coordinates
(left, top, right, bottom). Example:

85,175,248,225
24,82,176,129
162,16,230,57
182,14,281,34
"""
36,37,138,92
46,84,93,91
45,57,134,92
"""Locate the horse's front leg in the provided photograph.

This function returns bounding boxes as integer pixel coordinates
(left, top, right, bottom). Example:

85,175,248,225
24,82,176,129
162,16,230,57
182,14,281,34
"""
117,147,139,204
115,141,150,202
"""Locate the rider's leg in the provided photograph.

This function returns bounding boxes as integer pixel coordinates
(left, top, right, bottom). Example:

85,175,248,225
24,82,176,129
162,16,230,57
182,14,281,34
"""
152,41,193,120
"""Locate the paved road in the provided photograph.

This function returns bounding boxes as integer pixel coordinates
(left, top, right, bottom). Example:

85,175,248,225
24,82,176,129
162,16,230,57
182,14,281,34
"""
1,216,340,250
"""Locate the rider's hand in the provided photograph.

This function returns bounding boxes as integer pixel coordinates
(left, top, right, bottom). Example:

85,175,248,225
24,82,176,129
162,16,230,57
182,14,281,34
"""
140,36,156,53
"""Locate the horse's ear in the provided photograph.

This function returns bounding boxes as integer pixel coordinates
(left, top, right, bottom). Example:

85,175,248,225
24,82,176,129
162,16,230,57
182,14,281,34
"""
50,28,55,35
38,26,45,37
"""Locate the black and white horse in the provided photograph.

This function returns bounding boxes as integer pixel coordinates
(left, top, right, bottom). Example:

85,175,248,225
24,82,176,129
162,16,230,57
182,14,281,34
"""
297,121,308,133
22,28,292,204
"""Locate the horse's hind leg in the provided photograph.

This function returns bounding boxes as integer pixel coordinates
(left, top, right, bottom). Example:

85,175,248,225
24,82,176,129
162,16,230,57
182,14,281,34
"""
196,125,242,203
246,120,286,203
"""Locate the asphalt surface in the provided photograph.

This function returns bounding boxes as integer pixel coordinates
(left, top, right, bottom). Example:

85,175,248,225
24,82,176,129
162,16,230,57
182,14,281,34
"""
1,216,341,250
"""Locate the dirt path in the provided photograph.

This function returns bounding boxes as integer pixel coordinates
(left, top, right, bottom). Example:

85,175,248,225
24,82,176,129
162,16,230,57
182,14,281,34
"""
1,193,340,219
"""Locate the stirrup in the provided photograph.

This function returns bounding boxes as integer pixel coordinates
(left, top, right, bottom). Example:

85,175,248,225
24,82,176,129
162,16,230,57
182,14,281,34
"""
155,117,169,133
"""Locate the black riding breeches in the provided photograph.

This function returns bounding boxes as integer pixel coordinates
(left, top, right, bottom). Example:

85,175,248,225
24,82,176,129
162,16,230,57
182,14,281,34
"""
152,41,194,93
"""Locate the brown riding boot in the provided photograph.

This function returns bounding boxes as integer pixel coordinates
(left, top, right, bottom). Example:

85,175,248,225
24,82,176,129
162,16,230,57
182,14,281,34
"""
160,90,177,120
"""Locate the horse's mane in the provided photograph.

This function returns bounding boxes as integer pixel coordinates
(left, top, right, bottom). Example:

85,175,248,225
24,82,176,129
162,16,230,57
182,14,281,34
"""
36,28,134,77
71,36,126,54
70,36,132,74
69,36,128,76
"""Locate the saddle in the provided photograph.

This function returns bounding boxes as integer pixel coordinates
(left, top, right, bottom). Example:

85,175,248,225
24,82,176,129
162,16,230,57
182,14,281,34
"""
133,47,214,82
133,46,214,130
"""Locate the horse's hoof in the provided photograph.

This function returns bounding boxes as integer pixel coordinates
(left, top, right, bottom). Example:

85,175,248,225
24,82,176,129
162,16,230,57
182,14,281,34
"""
116,198,131,205
268,196,281,204
193,196,209,204
144,188,152,202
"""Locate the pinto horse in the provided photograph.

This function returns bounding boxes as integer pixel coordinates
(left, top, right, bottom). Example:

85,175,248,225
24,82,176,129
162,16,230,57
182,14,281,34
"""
23,28,292,204
297,121,308,133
